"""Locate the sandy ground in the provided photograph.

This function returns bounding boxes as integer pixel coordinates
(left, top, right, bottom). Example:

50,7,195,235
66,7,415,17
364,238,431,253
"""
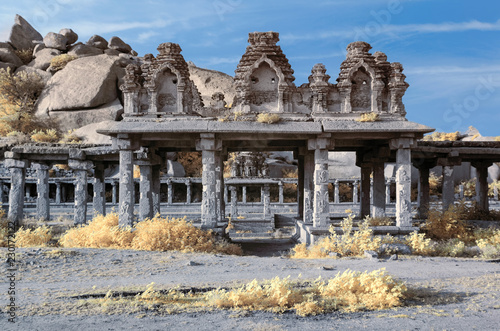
1,241,499,331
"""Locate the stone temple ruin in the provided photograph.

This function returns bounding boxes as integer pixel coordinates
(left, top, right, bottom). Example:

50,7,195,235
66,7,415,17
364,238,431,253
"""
3,31,500,243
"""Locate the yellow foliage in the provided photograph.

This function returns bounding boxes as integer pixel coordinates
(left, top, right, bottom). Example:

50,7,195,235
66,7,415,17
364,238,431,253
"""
423,131,460,141
58,130,82,144
177,152,203,177
355,112,380,122
477,229,500,259
133,165,140,179
423,205,474,242
30,129,59,143
257,113,280,124
315,268,407,312
291,213,382,258
206,268,406,316
60,213,242,255
429,172,442,196
15,225,52,247
49,54,77,72
14,48,34,65
59,213,134,249
495,136,500,142
405,231,434,255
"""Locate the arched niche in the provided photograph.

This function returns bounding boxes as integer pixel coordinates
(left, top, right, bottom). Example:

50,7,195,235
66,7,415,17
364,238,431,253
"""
156,67,179,113
248,61,279,110
350,66,372,112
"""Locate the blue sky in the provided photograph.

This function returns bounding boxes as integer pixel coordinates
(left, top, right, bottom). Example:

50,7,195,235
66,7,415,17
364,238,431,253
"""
1,0,499,136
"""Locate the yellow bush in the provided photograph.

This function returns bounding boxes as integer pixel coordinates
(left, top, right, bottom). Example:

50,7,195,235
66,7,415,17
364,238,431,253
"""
257,113,280,124
405,231,434,255
429,172,442,196
423,131,460,141
177,152,203,177
0,209,8,247
58,130,82,144
291,213,382,258
477,229,500,259
206,269,406,316
14,48,34,65
60,213,242,255
315,268,407,312
355,112,379,122
31,129,59,143
59,213,134,249
423,205,473,241
15,225,52,247
49,54,77,72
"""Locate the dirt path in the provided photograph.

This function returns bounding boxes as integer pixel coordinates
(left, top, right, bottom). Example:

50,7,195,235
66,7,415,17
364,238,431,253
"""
1,245,499,330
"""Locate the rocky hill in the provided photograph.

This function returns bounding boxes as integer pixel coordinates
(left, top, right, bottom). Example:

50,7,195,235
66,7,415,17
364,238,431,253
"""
0,15,237,144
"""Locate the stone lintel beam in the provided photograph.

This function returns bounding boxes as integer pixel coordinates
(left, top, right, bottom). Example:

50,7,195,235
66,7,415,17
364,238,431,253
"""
5,158,29,169
437,156,462,167
389,137,415,150
68,159,93,171
69,148,86,161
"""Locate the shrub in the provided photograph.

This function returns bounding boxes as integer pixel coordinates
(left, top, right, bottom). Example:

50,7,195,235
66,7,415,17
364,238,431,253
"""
14,48,34,65
59,213,134,249
49,54,76,72
60,213,242,255
477,229,500,259
15,225,52,247
291,213,382,258
177,152,202,177
206,268,406,316
355,112,379,122
30,129,59,143
429,172,442,196
423,131,461,141
58,130,82,144
315,268,407,312
0,69,46,136
422,205,473,242
405,231,434,255
257,113,280,124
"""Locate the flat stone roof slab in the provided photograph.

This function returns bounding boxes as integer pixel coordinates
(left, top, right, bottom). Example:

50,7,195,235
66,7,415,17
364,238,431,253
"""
322,120,433,133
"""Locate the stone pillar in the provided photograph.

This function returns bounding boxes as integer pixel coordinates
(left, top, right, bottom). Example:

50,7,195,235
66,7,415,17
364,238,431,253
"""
494,186,499,201
61,185,67,203
118,149,135,226
458,184,464,199
297,154,305,217
186,180,192,204
278,181,284,204
5,155,28,224
310,136,331,228
353,180,359,203
167,179,173,205
442,165,455,211
230,186,238,218
33,163,50,221
93,163,106,217
391,138,414,228
138,163,153,221
385,179,391,204
0,181,3,204
242,186,247,203
417,165,430,219
360,164,371,218
69,160,92,225
263,184,271,219
474,162,491,213
371,161,386,218
152,165,161,216
198,133,222,229
224,184,229,205
111,181,118,204
215,152,225,220
303,151,314,224
55,182,62,204
334,180,340,203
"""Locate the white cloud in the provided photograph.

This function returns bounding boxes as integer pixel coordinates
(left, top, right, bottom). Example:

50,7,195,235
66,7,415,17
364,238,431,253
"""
282,19,500,42
136,31,160,43
405,65,500,75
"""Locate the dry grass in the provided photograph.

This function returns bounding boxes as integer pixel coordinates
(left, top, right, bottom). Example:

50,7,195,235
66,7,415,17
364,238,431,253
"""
60,213,242,255
423,131,461,141
429,172,442,196
49,54,76,72
206,268,406,316
355,112,379,122
58,130,82,144
14,48,34,65
291,213,382,258
15,225,53,247
257,113,280,124
30,129,59,143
